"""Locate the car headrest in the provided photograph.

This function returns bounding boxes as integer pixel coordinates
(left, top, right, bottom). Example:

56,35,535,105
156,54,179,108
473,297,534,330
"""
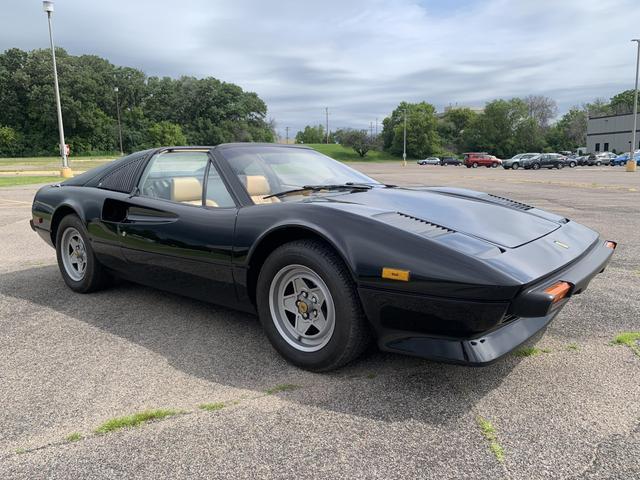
245,175,271,196
171,177,202,202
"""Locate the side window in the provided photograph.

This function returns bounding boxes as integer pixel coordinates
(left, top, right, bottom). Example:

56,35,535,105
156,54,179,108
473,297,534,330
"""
205,166,236,208
139,151,208,206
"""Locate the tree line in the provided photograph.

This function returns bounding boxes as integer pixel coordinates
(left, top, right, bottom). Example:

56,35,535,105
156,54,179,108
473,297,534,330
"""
0,48,275,156
296,91,638,159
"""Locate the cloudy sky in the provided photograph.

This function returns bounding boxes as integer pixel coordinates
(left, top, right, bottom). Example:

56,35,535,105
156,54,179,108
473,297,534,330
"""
2,0,640,136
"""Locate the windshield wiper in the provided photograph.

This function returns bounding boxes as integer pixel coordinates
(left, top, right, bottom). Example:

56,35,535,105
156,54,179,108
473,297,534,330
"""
264,183,375,199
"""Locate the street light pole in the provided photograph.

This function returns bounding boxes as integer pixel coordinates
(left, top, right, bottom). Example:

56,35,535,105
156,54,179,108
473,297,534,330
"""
628,39,640,173
43,1,71,178
114,86,124,156
402,109,407,167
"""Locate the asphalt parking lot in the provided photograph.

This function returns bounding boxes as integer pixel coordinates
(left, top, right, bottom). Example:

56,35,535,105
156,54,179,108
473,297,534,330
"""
0,164,638,479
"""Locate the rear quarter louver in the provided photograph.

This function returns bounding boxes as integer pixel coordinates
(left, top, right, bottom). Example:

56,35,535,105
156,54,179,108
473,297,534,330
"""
486,194,533,211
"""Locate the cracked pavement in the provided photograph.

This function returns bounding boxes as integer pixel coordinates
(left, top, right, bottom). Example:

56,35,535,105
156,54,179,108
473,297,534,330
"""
0,165,638,479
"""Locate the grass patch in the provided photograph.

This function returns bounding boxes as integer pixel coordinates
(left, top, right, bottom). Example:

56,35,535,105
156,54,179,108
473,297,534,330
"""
307,144,403,162
199,402,225,412
0,176,60,187
612,332,640,357
513,346,550,357
566,343,580,351
15,448,26,455
65,432,82,442
265,383,301,395
476,417,505,463
0,155,116,169
94,409,180,434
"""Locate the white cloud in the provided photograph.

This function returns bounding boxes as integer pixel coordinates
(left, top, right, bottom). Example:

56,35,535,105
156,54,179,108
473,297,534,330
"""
1,0,639,136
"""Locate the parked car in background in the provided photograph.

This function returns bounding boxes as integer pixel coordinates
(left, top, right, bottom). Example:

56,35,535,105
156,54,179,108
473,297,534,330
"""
503,153,540,170
611,151,640,166
464,153,501,168
523,153,568,170
585,152,616,166
575,155,590,166
440,156,463,166
417,157,441,166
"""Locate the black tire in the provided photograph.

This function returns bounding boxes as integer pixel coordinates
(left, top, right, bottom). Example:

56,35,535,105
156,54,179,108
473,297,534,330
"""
569,161,576,168
532,163,540,170
472,162,478,168
512,163,519,170
491,162,498,168
595,161,601,166
557,163,564,169
55,214,109,293
466,165,471,168
256,240,371,371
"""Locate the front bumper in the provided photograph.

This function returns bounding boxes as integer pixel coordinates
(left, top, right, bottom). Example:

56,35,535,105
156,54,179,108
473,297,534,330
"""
359,239,615,365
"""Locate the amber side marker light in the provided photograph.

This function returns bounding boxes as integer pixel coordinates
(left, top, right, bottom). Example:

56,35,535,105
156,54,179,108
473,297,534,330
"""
381,268,410,282
605,241,617,250
544,281,572,304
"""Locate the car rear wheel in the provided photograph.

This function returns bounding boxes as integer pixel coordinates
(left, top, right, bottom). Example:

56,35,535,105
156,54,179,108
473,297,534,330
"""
595,161,601,166
532,163,540,170
569,161,576,168
512,163,519,170
491,162,498,168
256,240,371,371
472,162,478,168
55,214,109,293
557,163,564,169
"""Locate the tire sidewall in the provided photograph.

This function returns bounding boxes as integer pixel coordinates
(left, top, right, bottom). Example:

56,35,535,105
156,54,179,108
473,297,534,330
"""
256,243,362,370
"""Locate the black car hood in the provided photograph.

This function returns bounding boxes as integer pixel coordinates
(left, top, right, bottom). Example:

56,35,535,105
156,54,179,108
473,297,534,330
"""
306,187,560,249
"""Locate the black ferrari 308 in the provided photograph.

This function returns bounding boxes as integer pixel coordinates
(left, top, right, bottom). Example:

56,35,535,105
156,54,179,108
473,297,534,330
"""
31,144,615,371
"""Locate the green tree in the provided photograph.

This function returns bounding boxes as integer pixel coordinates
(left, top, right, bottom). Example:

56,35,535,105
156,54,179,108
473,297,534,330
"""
147,121,187,147
340,129,374,157
609,90,639,114
295,124,325,144
0,125,20,155
382,101,440,158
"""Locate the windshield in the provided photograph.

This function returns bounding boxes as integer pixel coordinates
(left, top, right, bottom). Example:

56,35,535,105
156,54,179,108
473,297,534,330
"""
221,146,379,197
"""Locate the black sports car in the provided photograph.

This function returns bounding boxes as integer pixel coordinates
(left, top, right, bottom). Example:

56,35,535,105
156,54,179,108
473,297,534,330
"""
31,144,616,371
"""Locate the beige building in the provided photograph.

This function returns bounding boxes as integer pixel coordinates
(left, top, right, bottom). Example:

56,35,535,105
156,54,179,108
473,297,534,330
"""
587,112,640,153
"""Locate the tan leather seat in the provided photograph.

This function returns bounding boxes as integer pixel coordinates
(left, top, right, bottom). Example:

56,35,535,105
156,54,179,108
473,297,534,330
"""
171,177,218,207
245,175,280,204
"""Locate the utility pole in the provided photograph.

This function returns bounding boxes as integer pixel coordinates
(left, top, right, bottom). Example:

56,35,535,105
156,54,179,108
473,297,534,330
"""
114,85,124,156
325,107,330,144
285,126,289,144
628,39,640,172
43,1,72,178
402,109,407,167
370,121,373,138
375,118,378,136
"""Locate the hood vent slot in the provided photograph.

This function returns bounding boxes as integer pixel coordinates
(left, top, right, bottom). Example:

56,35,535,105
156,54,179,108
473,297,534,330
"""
487,194,533,211
374,212,455,238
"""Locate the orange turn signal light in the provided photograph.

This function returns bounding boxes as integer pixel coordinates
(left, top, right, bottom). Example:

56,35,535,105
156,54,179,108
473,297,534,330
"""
381,267,410,282
605,240,617,250
544,281,572,304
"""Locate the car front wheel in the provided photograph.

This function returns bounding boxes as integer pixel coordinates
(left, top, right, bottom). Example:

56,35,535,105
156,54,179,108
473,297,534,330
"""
569,161,576,168
256,240,371,371
55,214,109,293
532,163,540,170
512,163,519,170
472,162,478,168
557,163,564,169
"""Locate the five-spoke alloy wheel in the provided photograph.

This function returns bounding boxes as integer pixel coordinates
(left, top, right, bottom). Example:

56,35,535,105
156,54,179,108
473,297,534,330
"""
257,240,371,371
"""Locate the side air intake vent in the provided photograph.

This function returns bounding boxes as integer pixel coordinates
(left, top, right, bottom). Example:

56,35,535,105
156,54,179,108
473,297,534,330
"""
97,150,150,193
487,194,533,211
374,212,455,238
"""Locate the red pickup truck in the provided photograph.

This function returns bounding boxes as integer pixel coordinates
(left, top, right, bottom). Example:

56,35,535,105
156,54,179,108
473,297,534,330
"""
464,152,502,168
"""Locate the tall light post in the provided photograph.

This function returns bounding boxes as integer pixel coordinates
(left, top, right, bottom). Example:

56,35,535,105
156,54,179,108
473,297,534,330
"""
628,39,640,173
402,109,407,167
114,86,124,156
43,1,72,178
